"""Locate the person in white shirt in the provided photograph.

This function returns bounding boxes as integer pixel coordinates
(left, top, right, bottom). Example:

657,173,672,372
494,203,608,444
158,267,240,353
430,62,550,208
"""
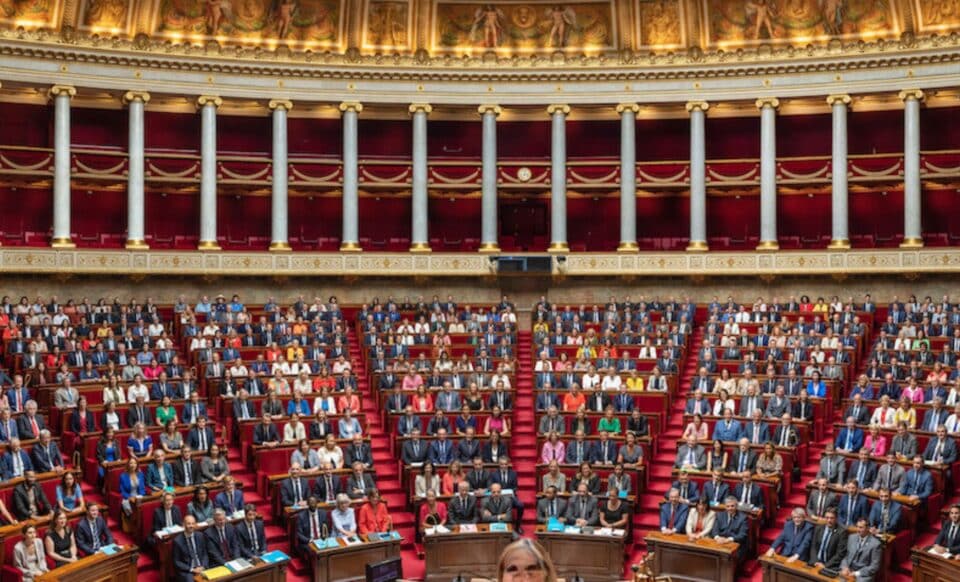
490,365,511,390
722,321,740,336
230,359,249,379
944,403,960,434
534,353,553,373
202,323,219,336
581,366,601,390
272,357,292,376
317,434,344,469
870,396,897,428
600,371,622,392
820,330,840,350
283,413,307,443
293,371,312,394
127,376,150,403
638,341,657,360
189,336,208,352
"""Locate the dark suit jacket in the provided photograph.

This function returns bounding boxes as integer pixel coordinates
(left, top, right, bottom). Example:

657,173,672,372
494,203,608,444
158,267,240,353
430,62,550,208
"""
448,494,477,524
70,410,96,433
172,533,209,582
280,477,311,507
75,516,114,555
771,520,813,558
345,443,374,467
12,482,51,519
732,483,764,508
235,519,267,558
702,481,730,505
152,505,184,533
186,427,216,452
729,449,758,473
204,523,240,566
174,459,201,487
311,474,342,502
295,509,329,553
401,440,428,465
934,519,960,554
16,414,46,440
125,406,152,427
807,524,847,569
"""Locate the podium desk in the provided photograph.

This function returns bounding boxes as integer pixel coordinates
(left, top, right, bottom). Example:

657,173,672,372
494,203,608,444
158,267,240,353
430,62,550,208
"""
423,524,513,582
760,554,854,582
35,546,139,582
194,558,289,582
645,532,738,582
535,526,626,582
309,535,402,582
911,546,960,582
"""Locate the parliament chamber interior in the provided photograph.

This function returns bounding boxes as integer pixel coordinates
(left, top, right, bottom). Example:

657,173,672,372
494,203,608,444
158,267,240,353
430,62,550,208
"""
0,1,959,582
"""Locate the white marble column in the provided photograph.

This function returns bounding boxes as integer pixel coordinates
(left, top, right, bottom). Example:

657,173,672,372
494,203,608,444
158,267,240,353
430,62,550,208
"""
616,103,639,252
547,104,570,252
899,89,925,248
269,99,292,252
756,97,780,251
409,103,432,252
686,100,710,251
478,104,501,252
826,94,851,249
123,91,150,249
197,95,222,250
49,85,76,248
339,102,362,252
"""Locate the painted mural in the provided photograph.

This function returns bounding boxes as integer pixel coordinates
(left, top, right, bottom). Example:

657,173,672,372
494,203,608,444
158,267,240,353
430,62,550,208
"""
636,0,684,49
0,0,57,27
154,0,344,45
433,0,617,52
79,0,131,32
704,0,899,47
914,0,960,33
363,0,410,49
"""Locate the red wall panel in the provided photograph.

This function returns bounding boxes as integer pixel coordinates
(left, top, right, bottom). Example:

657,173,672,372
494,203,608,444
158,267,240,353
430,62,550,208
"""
705,117,760,159
359,121,410,157
72,108,126,149
1,103,51,147
145,112,199,152
288,196,342,247
777,114,831,158
922,189,960,235
429,121,482,158
218,194,270,245
637,195,690,240
218,116,271,155
499,122,550,159
778,193,830,239
568,120,619,158
849,191,902,239
922,107,960,151
358,197,409,242
430,197,481,247
0,187,51,241
848,110,901,155
636,118,689,161
72,189,126,246
288,118,342,157
707,195,761,241
146,192,199,240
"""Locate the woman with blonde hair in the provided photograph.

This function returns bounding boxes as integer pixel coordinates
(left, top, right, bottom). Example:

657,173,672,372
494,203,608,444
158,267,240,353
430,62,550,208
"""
497,538,557,582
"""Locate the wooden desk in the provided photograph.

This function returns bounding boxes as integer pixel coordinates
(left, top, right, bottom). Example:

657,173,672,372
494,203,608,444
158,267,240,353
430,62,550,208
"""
423,524,513,582
195,558,289,582
308,534,402,582
535,526,626,582
35,546,139,582
760,554,853,582
911,546,960,582
645,531,738,582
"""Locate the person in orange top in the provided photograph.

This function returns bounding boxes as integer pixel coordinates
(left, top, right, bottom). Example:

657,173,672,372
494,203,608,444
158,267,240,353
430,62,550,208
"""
357,489,392,535
264,343,282,362
312,368,336,392
337,387,361,414
562,386,586,413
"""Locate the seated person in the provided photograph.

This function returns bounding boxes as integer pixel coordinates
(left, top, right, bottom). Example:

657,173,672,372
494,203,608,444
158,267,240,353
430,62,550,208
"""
712,497,749,559
765,507,813,562
868,488,902,535
659,488,688,535
357,489,392,535
235,505,267,559
172,516,209,582
898,455,934,501
840,518,882,582
931,504,960,556
75,503,113,556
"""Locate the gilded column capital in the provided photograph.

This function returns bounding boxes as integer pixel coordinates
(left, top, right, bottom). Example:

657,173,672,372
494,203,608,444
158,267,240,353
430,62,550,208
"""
898,89,925,102
825,94,851,107
685,101,710,113
196,95,223,109
755,97,780,110
477,104,502,116
122,91,151,105
338,101,363,113
615,103,640,114
48,85,76,100
546,104,570,116
268,99,293,111
408,103,433,115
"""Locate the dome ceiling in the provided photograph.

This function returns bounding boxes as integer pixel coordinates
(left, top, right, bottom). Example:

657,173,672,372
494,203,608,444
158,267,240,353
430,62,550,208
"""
2,0,958,58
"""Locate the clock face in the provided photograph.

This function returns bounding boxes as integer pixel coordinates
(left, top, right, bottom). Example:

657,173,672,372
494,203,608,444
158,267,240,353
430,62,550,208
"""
517,167,532,182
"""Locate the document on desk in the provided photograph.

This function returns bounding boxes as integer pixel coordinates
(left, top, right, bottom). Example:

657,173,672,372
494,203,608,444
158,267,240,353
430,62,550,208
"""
458,524,478,533
225,558,253,572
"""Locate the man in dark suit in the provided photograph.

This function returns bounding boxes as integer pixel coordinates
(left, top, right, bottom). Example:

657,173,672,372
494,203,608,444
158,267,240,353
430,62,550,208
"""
816,444,846,485
847,449,877,490
173,516,209,582
312,463,342,504
807,478,837,520
467,457,491,493
427,429,455,465
448,481,477,524
215,477,246,514
75,503,114,555
344,434,373,469
489,456,525,533
536,485,567,524
808,508,847,571
766,507,814,562
401,428,428,466
702,471,730,506
932,504,960,556
345,462,374,500
659,488,688,534
733,473,764,509
457,428,481,463
712,497,749,558
16,400,46,440
295,496,328,556
923,425,958,465
396,407,422,436
205,508,240,567
837,480,870,528
589,431,618,466
186,416,215,454
235,504,267,559
667,471,700,506
481,483,513,525
232,390,256,421
867,488,902,535
1,437,33,480
12,470,52,520
565,482,599,527
152,492,183,536
844,395,871,426
281,464,310,509
125,396,152,428
771,414,800,448
729,438,758,474
174,447,201,488
898,455,934,501
253,414,281,447
835,416,865,453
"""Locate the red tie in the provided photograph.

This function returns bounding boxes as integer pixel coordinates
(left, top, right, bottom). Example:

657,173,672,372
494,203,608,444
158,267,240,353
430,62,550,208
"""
668,506,676,528
30,418,38,438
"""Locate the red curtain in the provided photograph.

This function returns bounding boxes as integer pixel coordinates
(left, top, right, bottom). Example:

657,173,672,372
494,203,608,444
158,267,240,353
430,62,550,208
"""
706,116,761,159
0,187,51,244
636,118,689,161
849,110,902,155
144,112,199,151
289,118,342,156
499,122,550,159
568,120,619,158
72,108,126,149
429,121,482,158
359,120,410,157
778,114,831,158
1,103,51,147
71,189,126,246
288,196,342,250
218,115,271,155
145,192,199,244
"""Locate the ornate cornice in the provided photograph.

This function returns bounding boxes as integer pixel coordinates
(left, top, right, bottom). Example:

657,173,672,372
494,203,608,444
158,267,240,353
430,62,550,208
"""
338,101,363,113
3,248,960,278
408,103,432,115
47,84,76,99
615,103,640,114
755,97,780,110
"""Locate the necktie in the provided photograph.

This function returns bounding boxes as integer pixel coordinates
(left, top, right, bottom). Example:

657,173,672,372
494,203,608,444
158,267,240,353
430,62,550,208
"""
738,455,746,473
12,454,21,477
248,524,258,553
817,494,824,517
668,505,675,528
166,509,172,527
188,535,198,568
950,523,958,544
741,486,748,504
90,520,100,550
687,449,694,465
219,527,229,558
311,512,319,539
818,529,831,562
294,480,301,504
578,443,583,462
551,500,556,516
30,417,38,438
184,462,192,486
753,425,760,443
846,432,852,450
199,430,206,451
847,498,854,522
780,428,788,446
326,476,334,502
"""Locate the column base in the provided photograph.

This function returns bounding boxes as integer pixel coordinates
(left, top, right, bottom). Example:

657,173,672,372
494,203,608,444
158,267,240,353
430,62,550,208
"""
686,241,709,252
755,240,780,251
617,241,639,253
547,242,570,253
51,237,75,249
409,242,432,253
827,239,851,250
125,239,150,250
197,240,221,251
900,237,924,249
478,242,501,253
269,241,292,252
339,241,362,252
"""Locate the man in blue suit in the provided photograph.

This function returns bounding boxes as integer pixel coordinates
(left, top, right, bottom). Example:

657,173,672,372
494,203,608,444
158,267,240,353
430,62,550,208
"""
847,449,877,489
702,470,730,506
589,431,618,466
5,378,29,413
0,438,32,480
835,416,865,453
214,477,246,513
204,508,240,567
923,426,958,464
146,450,175,493
659,488,688,534
733,473,764,509
235,505,267,559
713,409,743,442
867,488,902,535
685,391,711,416
427,429,455,465
713,497,749,558
173,516,209,582
489,456,525,534
898,455,934,501
75,503,114,556
666,471,700,506
766,507,814,561
837,479,870,527
296,496,329,556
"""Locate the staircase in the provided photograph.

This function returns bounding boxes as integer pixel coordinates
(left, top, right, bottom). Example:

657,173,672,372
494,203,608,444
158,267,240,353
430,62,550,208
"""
513,331,538,533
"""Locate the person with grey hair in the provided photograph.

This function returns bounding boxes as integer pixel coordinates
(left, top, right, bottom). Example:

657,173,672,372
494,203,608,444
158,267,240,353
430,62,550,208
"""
16,400,45,440
766,507,814,562
53,380,79,410
659,488,686,534
203,508,239,567
2,437,32,480
331,493,357,537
